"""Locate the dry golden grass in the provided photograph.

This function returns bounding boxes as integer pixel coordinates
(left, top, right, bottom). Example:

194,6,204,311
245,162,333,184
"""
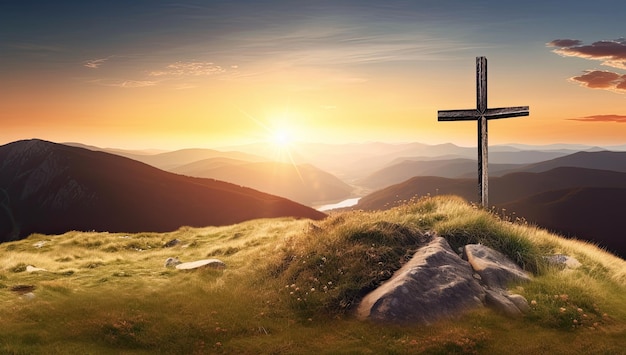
0,196,624,354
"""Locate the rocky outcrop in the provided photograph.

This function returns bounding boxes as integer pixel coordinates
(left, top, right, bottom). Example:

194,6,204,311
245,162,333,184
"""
357,237,486,324
357,237,533,324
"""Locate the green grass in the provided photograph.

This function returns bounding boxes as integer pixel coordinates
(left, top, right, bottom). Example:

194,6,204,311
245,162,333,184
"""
1,196,625,354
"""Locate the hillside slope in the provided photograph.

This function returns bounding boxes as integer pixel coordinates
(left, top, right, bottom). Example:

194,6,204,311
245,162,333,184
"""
0,139,325,242
1,197,624,354
501,187,626,257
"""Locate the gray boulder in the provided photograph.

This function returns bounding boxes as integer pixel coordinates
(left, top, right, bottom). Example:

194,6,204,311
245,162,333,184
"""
464,244,532,316
464,244,531,290
357,237,485,324
164,257,181,268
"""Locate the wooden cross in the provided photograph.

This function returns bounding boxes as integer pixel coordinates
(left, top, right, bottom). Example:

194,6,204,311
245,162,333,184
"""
438,57,529,208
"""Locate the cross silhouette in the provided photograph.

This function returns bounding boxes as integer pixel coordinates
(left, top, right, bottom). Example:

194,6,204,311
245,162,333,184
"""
438,57,529,208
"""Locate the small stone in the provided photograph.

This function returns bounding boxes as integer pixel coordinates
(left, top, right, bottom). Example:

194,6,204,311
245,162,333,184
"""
163,239,181,248
26,265,47,272
164,257,182,268
485,290,523,317
506,294,530,313
544,254,582,269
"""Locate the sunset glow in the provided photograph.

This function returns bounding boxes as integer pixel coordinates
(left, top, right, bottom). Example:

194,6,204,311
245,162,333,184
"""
1,1,625,150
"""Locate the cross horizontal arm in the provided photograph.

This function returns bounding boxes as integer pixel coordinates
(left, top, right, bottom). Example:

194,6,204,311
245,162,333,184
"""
483,106,529,120
437,109,480,121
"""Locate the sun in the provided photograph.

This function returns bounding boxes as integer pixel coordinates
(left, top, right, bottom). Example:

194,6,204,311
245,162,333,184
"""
271,127,292,148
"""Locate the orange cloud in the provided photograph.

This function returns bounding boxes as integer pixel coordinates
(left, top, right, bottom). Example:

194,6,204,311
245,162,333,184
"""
568,114,626,123
570,70,626,92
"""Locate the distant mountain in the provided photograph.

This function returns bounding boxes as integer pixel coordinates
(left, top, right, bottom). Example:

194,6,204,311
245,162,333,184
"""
118,148,269,171
171,158,354,205
223,142,479,181
510,151,626,174
301,148,606,192
358,158,520,189
501,187,626,258
0,139,325,243
356,167,626,210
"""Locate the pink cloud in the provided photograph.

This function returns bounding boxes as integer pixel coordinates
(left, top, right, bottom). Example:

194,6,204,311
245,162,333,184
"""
568,114,626,123
547,39,582,48
570,70,626,92
548,38,626,70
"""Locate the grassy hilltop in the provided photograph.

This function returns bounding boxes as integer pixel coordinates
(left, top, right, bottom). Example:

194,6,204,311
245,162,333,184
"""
1,196,625,354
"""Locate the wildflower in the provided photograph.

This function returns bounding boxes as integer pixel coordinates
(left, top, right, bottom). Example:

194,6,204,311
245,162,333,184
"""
559,307,566,313
530,300,537,306
577,308,583,313
310,288,316,292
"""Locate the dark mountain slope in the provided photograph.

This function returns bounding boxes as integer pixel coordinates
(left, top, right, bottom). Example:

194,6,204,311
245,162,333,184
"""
356,167,626,210
0,139,325,242
501,187,626,258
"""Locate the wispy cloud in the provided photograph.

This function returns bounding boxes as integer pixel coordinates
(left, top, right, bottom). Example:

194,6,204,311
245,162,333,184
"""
149,61,226,77
88,79,156,88
83,57,111,69
568,114,626,123
548,38,626,93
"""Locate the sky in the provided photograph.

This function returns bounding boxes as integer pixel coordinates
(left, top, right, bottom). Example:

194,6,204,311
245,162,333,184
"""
1,0,626,150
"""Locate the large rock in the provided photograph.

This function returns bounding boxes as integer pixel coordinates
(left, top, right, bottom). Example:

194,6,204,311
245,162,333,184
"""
357,237,485,324
464,244,531,290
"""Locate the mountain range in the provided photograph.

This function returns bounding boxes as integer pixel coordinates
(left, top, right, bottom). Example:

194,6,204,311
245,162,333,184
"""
2,138,626,259
0,139,325,242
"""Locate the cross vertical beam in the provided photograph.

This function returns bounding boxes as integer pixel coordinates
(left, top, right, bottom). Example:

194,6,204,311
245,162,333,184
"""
477,57,488,207
438,57,529,208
